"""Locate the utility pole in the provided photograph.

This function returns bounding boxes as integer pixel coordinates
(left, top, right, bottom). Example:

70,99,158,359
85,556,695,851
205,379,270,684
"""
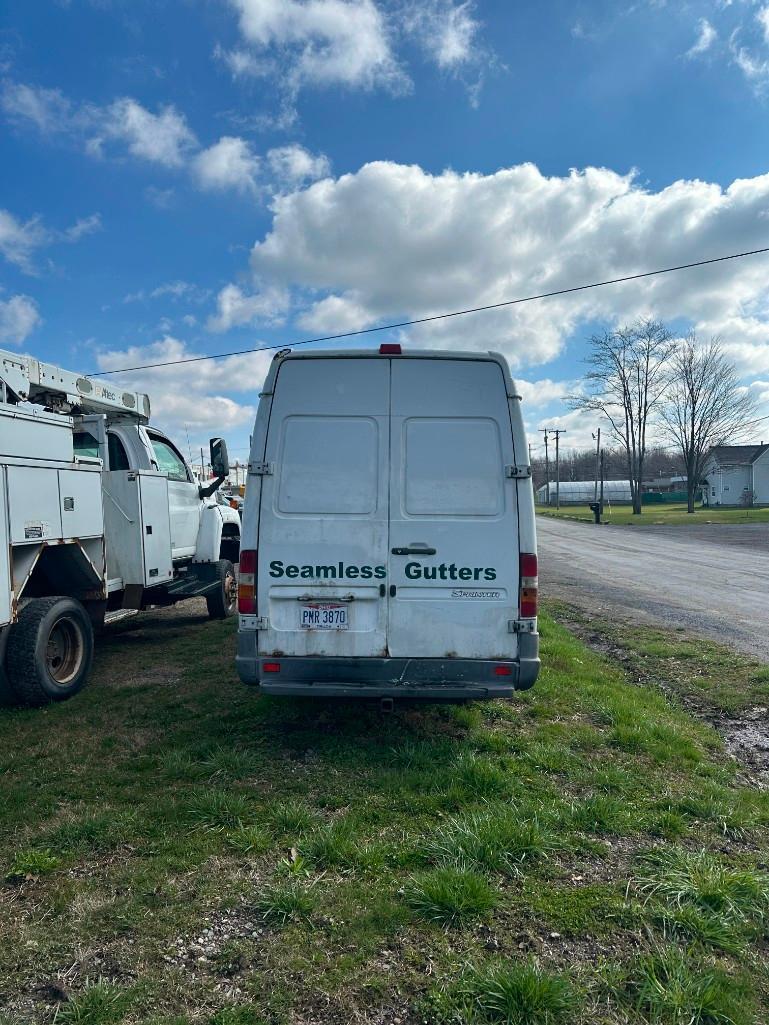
600,448,605,520
200,447,205,483
540,429,550,506
593,427,601,502
553,429,565,510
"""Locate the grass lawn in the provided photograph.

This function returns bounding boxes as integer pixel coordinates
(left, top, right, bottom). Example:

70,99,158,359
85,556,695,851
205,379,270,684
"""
537,502,769,525
1,605,768,1024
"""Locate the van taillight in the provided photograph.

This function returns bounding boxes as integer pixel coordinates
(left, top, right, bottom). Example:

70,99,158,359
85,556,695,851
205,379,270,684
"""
519,553,538,619
238,549,257,614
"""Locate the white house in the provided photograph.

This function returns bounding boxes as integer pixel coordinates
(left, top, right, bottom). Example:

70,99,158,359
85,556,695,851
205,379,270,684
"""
702,444,769,506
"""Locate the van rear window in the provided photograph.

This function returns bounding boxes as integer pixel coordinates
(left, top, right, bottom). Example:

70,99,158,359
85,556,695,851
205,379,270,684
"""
278,416,379,515
404,418,503,516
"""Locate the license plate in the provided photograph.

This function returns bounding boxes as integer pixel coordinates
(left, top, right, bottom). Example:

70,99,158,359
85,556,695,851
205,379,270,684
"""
300,603,349,630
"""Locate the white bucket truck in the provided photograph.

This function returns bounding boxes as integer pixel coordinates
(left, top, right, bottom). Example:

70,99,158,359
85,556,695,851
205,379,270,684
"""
0,348,241,706
236,345,539,701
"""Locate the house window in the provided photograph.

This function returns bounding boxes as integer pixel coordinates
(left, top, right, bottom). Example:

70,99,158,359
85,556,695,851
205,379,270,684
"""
711,488,716,497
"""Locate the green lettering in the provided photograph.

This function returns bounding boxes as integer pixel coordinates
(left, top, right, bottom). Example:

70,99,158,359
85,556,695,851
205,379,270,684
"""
484,568,497,581
317,565,336,578
300,565,314,578
459,567,472,580
285,565,299,578
374,566,386,579
448,564,458,580
405,562,422,580
346,566,359,578
269,560,284,578
473,567,483,580
360,565,373,579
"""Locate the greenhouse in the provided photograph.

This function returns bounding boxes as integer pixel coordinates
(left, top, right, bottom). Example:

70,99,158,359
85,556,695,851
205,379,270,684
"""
536,479,633,505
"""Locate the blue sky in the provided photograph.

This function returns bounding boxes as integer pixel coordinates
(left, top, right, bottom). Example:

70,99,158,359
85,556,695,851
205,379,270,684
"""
3,0,769,462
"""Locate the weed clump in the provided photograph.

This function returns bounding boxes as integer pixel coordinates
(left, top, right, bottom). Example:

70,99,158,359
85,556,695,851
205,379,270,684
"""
404,867,497,926
433,960,576,1024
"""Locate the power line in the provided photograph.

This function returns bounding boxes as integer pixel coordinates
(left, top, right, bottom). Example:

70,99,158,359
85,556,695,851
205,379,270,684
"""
90,245,769,377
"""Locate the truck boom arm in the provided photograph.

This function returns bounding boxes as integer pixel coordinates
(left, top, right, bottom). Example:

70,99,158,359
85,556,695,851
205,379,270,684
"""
0,348,150,422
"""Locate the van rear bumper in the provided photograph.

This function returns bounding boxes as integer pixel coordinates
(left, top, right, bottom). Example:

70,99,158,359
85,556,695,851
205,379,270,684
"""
236,631,539,699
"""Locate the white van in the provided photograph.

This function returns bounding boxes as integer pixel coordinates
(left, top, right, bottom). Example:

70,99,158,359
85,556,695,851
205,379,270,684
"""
236,346,539,700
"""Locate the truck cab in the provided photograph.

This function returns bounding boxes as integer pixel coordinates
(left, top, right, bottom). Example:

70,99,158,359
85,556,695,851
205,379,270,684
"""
73,420,241,566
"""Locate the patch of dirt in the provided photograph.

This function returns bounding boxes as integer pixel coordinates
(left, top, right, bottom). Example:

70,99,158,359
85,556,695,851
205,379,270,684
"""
718,708,769,786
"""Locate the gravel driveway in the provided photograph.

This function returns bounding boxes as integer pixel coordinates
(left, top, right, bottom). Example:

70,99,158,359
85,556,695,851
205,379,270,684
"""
538,516,769,663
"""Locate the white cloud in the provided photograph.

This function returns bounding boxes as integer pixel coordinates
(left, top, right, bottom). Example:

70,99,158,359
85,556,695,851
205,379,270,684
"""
516,378,579,408
224,0,407,94
206,282,289,332
1,81,71,133
2,79,329,198
145,185,176,209
94,335,273,439
731,42,769,86
0,295,41,346
62,213,102,242
0,208,101,273
527,406,600,456
0,210,48,273
93,98,197,167
266,144,330,187
2,83,197,168
402,1,481,70
217,160,769,387
686,18,716,58
758,6,769,46
193,135,261,193
213,43,274,80
297,292,374,332
123,280,211,305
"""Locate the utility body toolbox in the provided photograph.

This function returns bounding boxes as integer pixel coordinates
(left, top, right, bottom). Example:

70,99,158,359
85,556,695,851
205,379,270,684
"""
0,347,241,706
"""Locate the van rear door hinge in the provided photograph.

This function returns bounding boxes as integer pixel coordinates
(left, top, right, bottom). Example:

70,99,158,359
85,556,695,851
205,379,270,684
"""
255,617,269,630
250,461,274,476
505,465,531,479
509,619,536,633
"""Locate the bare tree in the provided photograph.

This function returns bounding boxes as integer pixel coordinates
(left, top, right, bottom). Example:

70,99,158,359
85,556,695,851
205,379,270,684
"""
659,335,756,513
569,318,674,514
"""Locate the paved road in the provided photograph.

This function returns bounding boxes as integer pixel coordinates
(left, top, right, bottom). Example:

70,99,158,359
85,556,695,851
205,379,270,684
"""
538,517,769,662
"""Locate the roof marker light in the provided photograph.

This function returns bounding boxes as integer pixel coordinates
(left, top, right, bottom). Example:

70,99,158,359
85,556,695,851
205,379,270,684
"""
379,344,402,355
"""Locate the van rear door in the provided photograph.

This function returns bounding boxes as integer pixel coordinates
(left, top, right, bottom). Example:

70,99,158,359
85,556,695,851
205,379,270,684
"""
387,357,519,660
256,357,390,658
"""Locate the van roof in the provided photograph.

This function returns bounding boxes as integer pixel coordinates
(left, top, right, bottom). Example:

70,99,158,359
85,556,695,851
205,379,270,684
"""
274,346,503,362
264,347,521,398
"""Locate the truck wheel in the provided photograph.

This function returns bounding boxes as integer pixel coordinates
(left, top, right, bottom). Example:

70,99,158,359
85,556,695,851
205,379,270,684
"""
6,597,94,707
206,560,237,620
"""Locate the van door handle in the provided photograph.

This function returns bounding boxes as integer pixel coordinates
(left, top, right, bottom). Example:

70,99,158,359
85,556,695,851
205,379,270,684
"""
391,546,436,556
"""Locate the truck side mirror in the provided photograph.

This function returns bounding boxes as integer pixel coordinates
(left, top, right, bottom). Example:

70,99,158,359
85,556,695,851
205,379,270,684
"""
210,437,230,478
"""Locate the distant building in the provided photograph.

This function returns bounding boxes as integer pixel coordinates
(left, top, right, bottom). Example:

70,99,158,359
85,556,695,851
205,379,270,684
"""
701,444,769,506
536,479,633,505
643,475,688,493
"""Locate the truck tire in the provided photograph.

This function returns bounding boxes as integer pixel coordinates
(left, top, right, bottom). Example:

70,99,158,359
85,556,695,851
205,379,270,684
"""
6,597,94,707
206,560,237,620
